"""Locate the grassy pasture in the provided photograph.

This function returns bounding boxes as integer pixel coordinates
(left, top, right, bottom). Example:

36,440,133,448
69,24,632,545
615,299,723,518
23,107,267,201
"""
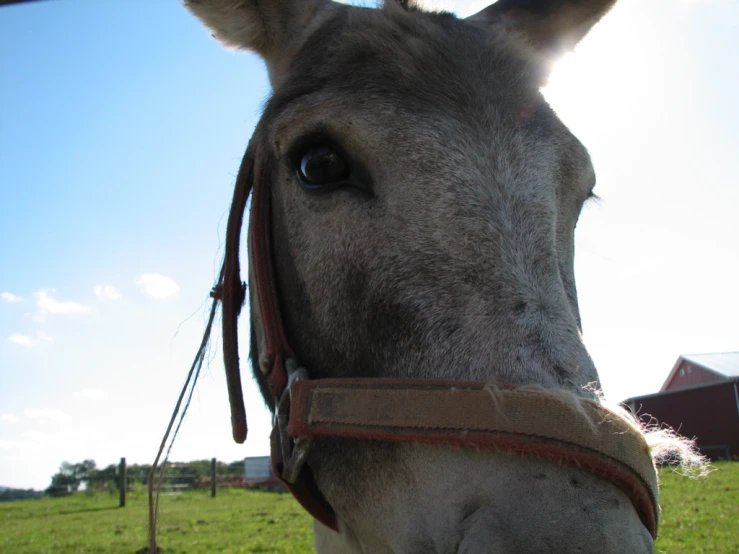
656,461,738,553
0,488,313,554
1,462,736,553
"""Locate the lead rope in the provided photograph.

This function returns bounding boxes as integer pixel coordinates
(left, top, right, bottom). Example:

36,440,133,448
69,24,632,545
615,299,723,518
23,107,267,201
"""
146,148,254,553
146,287,220,553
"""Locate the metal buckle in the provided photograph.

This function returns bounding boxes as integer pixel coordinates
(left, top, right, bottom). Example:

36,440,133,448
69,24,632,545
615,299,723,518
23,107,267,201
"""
276,358,313,484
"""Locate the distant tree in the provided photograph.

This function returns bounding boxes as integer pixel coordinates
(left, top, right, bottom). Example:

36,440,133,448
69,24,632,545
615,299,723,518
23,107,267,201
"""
126,463,152,486
226,460,243,475
88,464,117,490
43,458,248,496
46,459,97,496
75,459,96,485
0,488,43,502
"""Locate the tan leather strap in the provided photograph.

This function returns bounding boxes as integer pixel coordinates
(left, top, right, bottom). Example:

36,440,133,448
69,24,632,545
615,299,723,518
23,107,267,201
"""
288,378,659,539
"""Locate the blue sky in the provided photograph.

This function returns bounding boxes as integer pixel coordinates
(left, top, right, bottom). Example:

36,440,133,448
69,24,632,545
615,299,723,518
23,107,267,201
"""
1,0,737,490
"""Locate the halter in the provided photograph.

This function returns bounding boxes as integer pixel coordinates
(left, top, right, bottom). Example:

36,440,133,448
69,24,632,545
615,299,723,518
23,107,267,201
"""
217,144,660,539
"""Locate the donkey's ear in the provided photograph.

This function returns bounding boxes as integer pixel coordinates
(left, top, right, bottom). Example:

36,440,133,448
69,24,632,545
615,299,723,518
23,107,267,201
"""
185,0,332,85
467,0,616,59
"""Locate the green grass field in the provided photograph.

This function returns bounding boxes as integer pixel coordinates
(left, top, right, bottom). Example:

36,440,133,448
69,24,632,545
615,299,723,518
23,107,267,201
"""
1,462,737,553
655,461,738,554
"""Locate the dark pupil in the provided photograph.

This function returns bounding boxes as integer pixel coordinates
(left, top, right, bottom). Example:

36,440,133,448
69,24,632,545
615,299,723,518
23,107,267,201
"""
299,146,347,185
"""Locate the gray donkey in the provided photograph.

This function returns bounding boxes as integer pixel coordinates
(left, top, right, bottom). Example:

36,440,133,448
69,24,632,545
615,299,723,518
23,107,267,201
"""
184,1,683,552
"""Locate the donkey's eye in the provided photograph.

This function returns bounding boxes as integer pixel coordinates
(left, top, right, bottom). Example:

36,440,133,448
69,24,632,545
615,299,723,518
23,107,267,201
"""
297,145,350,189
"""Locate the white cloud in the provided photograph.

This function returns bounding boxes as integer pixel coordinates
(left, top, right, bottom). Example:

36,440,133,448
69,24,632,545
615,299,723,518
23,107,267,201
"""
35,289,91,316
0,440,43,452
8,333,34,347
93,285,121,300
24,408,71,422
1,414,19,423
74,388,107,401
1,292,23,303
20,430,48,441
7,331,52,347
135,273,180,299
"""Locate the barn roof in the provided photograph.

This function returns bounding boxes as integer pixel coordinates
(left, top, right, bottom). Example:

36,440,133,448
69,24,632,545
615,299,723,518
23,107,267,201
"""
627,377,739,403
659,351,739,391
682,352,739,377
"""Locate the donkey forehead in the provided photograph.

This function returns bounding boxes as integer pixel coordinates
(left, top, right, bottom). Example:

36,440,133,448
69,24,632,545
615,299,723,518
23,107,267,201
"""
270,7,537,124
263,7,595,196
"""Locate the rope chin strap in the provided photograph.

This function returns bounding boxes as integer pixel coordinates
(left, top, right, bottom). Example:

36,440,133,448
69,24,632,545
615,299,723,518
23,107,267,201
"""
217,146,660,539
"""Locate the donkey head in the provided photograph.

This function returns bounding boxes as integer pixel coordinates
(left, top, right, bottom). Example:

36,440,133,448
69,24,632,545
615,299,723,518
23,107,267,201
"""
187,1,655,552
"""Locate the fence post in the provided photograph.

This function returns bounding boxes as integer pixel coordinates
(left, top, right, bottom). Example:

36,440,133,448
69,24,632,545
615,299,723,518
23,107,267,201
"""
119,457,127,508
211,458,217,498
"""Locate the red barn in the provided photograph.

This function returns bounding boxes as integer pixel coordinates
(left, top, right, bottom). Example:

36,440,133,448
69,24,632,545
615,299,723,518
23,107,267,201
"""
625,352,739,460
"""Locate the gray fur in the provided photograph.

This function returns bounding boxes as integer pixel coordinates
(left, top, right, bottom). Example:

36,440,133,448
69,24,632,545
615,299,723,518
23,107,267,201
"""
186,0,654,552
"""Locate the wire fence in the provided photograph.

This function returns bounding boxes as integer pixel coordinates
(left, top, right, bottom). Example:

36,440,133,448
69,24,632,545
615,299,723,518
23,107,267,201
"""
90,458,282,507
